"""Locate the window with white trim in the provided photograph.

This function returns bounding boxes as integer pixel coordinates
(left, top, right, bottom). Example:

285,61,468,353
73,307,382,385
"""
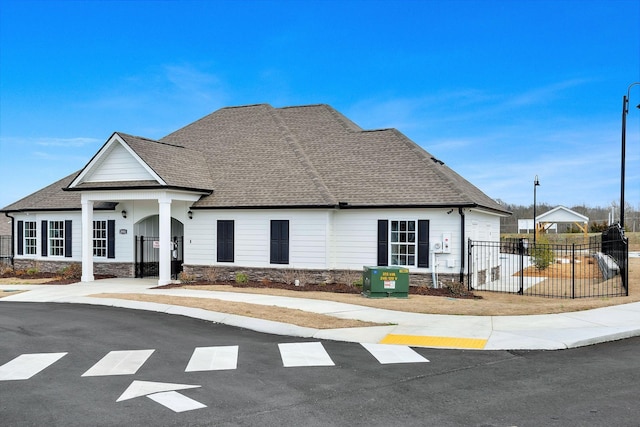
93,220,107,257
23,221,37,255
390,220,416,266
49,221,65,256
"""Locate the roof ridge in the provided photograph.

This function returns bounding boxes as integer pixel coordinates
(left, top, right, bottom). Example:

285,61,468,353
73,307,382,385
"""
388,129,468,198
318,104,363,132
117,132,186,149
268,108,338,206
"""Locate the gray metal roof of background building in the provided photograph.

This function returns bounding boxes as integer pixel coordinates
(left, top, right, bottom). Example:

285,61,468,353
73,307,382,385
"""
2,103,509,214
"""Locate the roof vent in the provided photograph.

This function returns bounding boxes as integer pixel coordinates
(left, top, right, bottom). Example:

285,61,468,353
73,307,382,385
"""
430,157,445,165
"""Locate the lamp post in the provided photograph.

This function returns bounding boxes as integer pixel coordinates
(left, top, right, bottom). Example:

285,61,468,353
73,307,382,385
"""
533,175,540,245
621,82,640,229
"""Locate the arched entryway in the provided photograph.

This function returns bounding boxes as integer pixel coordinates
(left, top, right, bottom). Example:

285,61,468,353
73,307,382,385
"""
134,215,184,279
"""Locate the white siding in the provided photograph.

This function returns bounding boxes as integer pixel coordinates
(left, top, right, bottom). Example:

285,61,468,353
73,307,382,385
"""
84,144,155,182
10,205,502,277
181,208,502,273
184,210,329,269
11,212,82,262
331,208,463,272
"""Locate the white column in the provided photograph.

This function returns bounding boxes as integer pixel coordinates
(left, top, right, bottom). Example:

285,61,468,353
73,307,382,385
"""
81,199,94,282
158,198,172,286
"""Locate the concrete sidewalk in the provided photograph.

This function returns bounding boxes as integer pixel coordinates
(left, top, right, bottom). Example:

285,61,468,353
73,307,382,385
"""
2,278,640,351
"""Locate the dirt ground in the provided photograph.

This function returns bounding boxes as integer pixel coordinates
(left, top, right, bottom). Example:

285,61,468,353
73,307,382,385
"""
3,258,639,330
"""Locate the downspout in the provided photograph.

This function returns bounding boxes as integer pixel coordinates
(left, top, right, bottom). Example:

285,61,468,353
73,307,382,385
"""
431,251,437,288
4,212,15,268
458,208,465,283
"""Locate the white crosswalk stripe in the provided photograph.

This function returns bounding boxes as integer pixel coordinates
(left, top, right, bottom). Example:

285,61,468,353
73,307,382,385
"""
1,343,429,381
82,349,155,377
278,342,335,367
0,352,67,381
361,343,430,364
185,345,239,372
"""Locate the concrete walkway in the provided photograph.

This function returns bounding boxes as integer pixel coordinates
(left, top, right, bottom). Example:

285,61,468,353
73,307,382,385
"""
2,277,640,351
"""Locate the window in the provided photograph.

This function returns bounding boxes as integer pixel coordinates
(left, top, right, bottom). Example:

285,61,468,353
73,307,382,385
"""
42,220,72,258
23,221,37,255
217,220,234,262
390,220,416,266
49,221,65,257
270,220,289,264
93,220,107,257
378,219,429,268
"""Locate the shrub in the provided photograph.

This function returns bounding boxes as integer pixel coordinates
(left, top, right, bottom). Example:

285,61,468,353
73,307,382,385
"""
0,264,14,276
203,267,219,283
281,269,296,285
340,270,363,287
178,271,196,283
235,272,249,284
445,280,466,296
60,263,82,280
531,235,555,270
297,270,314,286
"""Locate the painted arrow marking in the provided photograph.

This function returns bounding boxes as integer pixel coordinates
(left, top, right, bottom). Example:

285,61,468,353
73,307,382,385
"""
117,380,206,413
147,391,207,413
117,380,201,401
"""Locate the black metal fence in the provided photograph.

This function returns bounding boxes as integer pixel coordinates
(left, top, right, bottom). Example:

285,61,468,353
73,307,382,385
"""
0,235,11,266
468,226,628,298
134,236,183,279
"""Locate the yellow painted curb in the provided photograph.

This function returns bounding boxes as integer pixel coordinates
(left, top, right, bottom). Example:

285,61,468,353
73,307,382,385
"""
380,334,487,349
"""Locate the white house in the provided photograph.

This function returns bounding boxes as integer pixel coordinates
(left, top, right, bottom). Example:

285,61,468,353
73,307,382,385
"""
1,104,510,286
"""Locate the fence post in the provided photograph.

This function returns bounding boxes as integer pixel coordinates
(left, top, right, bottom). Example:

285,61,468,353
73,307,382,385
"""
571,243,575,299
467,238,473,291
518,238,524,295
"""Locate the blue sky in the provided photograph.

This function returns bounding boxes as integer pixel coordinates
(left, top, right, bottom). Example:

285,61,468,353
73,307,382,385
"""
1,0,639,211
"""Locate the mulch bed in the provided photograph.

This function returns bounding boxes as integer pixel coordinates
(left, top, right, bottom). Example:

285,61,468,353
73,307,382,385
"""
0,272,116,285
1,271,479,299
155,280,481,299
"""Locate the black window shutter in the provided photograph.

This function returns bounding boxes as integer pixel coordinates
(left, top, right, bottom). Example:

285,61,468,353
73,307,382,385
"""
280,221,289,264
270,220,289,264
64,220,72,258
107,220,116,259
377,220,388,266
17,221,24,255
41,221,48,257
417,220,429,268
217,220,234,262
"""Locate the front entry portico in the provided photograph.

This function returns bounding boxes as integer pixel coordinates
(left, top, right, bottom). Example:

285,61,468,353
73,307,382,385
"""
79,190,201,286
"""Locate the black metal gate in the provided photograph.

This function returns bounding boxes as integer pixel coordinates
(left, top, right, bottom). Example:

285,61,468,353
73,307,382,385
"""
135,236,183,279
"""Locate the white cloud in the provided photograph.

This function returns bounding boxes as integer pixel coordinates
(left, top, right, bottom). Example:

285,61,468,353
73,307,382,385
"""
0,136,99,147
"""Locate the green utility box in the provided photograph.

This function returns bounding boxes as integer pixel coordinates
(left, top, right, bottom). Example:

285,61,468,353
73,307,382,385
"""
362,266,410,298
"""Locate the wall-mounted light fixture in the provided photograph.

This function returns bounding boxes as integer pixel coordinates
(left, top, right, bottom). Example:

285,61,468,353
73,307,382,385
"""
188,210,193,219
121,210,127,219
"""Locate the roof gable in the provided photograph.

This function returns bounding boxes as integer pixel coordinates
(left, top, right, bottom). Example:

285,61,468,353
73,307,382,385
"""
67,133,214,193
69,133,164,188
537,206,588,223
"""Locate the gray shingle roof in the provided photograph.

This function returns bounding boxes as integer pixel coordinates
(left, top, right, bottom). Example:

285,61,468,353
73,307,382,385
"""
2,103,509,214
162,104,508,212
1,172,117,212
